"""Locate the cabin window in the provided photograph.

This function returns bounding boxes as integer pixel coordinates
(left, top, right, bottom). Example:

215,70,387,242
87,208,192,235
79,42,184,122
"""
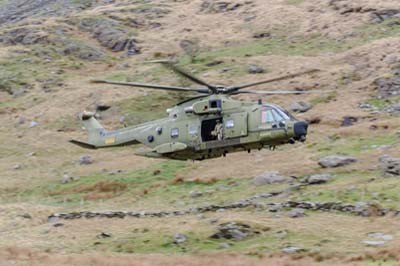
209,99,222,109
261,109,275,123
226,119,234,128
188,125,198,135
156,127,162,135
171,128,179,138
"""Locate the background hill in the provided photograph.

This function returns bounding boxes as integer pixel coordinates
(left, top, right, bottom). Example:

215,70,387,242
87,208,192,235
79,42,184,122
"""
0,0,399,265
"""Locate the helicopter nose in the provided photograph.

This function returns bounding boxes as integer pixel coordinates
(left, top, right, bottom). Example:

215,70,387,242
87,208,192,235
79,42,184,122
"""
294,121,308,142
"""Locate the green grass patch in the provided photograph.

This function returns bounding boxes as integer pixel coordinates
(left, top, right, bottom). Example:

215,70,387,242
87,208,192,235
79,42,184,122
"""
115,92,180,126
286,0,304,5
311,133,398,157
178,18,400,67
367,97,400,110
95,222,321,255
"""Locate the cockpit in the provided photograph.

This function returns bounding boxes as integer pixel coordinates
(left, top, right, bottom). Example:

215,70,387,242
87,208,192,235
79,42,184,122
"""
261,104,295,123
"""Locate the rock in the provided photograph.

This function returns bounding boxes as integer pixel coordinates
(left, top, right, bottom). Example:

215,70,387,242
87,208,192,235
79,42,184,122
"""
173,233,187,244
29,121,38,128
189,190,203,198
341,116,358,127
288,208,305,218
385,54,398,65
282,246,304,254
79,155,93,165
209,218,219,224
380,156,400,176
253,32,271,39
383,103,400,116
61,174,72,184
303,174,332,184
318,155,357,168
97,232,112,239
13,164,22,170
371,9,400,23
200,1,244,13
53,223,64,227
362,240,385,246
274,230,288,238
252,172,293,185
219,242,231,249
248,65,265,74
373,77,400,99
96,103,111,112
291,101,312,113
367,232,394,241
18,213,32,219
210,222,256,241
16,116,25,125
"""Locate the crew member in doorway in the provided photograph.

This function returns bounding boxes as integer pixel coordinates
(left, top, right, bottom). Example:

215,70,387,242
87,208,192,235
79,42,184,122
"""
212,120,224,141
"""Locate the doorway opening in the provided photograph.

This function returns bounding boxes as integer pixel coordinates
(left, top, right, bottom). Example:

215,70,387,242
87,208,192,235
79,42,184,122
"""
201,117,222,142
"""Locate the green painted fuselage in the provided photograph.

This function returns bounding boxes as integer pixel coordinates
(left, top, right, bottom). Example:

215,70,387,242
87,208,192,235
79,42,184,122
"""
72,95,307,160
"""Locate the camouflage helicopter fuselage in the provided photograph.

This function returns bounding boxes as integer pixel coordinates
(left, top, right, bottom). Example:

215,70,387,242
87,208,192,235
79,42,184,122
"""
71,94,308,160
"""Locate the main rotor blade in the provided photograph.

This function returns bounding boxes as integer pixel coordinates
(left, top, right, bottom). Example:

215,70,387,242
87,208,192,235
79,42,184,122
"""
91,80,210,93
227,69,320,93
160,62,217,93
233,89,331,95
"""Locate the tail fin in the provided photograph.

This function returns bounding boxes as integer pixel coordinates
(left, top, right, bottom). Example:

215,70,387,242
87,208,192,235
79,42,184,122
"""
80,111,104,140
69,111,104,149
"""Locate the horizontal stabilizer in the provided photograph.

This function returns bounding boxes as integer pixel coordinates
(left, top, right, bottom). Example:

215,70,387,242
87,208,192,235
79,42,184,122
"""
69,139,96,149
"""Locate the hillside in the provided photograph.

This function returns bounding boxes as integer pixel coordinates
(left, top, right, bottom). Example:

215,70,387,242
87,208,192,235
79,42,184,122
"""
0,0,400,265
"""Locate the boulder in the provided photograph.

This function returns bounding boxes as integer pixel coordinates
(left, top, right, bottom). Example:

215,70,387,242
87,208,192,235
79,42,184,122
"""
288,208,305,218
189,190,203,198
282,246,304,254
61,174,72,184
97,232,112,239
362,240,385,246
79,155,93,165
252,172,294,185
210,222,255,241
290,101,311,113
303,174,332,184
248,65,265,74
318,155,357,168
173,233,187,244
341,116,358,127
380,156,400,176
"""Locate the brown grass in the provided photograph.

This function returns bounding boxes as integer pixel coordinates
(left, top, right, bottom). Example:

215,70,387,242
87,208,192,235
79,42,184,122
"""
0,246,366,266
47,181,127,197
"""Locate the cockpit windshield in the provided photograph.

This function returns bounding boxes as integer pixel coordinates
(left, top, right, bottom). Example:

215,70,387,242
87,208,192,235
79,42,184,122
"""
261,104,295,123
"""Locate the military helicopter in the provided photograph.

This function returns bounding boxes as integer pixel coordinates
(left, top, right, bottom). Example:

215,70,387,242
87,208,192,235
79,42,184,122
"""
70,62,320,160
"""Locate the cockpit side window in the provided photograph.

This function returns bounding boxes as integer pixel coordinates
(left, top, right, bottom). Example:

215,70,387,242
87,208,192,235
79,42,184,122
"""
271,109,284,122
261,108,275,123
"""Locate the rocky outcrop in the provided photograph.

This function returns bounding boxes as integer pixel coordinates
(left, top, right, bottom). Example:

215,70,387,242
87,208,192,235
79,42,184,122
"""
210,222,261,240
318,155,357,168
72,18,140,54
252,172,294,185
291,101,312,113
302,174,333,184
371,9,400,23
380,156,400,176
200,1,246,13
0,26,105,61
373,76,400,99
